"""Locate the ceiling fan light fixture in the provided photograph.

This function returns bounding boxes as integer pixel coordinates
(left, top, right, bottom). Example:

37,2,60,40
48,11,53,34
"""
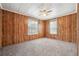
40,9,52,16
42,13,47,16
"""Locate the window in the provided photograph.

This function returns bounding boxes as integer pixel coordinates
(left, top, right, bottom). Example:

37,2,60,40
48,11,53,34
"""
49,19,57,34
28,18,39,35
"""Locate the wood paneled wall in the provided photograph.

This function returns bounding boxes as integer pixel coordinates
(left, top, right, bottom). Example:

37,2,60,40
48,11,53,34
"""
45,13,77,43
57,13,77,43
13,13,28,44
2,10,15,46
77,4,79,56
2,10,45,46
1,9,77,46
0,9,2,47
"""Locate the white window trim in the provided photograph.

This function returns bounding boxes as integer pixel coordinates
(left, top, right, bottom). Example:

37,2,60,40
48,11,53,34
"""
49,18,57,34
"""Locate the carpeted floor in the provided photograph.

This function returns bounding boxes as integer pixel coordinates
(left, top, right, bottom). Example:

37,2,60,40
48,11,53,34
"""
0,47,2,56
2,38,77,56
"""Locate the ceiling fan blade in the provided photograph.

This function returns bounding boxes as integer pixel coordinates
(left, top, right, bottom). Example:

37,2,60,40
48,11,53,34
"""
47,10,52,13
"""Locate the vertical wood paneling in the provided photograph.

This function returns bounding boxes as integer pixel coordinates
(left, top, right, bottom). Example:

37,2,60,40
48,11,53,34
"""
2,10,28,46
77,4,79,56
39,20,46,37
14,13,28,44
2,10,45,46
2,9,77,46
2,10,15,46
45,13,77,43
57,13,77,43
0,9,2,47
71,14,77,43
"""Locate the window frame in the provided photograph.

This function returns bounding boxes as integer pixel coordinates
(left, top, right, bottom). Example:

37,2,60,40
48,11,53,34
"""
27,18,39,35
49,18,57,34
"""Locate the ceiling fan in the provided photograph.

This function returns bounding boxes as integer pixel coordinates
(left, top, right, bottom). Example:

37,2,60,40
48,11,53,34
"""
40,9,52,16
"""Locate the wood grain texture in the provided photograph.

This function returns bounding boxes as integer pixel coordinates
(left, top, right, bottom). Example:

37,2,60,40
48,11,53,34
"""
2,10,15,46
2,10,45,46
45,13,77,43
2,9,77,46
13,13,28,44
77,4,79,56
57,13,77,43
0,9,2,47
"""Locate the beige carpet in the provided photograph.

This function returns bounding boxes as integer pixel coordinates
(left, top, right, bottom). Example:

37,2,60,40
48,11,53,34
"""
2,38,77,56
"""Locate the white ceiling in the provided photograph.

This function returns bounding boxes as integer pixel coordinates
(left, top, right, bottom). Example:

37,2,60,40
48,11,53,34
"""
1,3,77,20
0,3,2,9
